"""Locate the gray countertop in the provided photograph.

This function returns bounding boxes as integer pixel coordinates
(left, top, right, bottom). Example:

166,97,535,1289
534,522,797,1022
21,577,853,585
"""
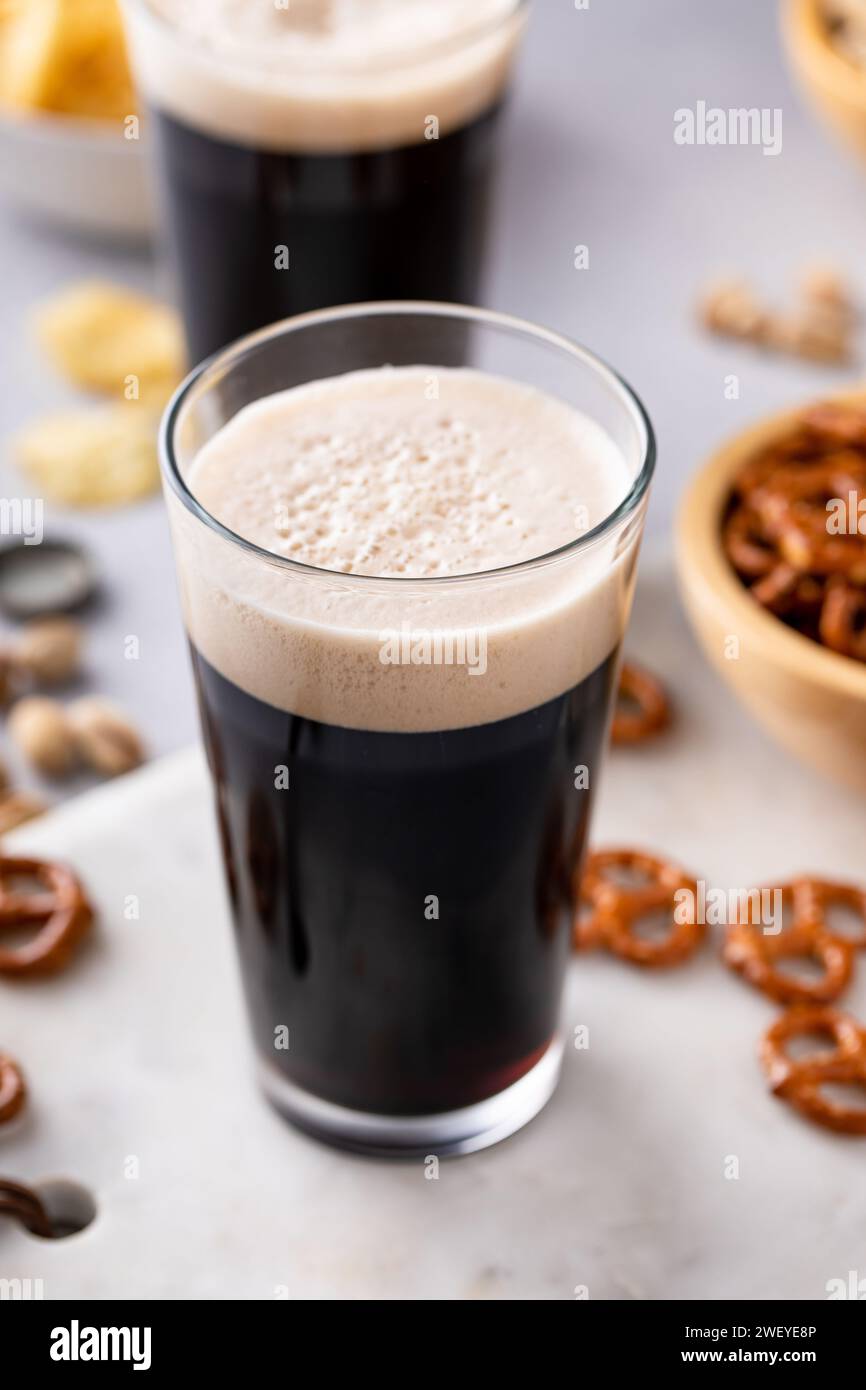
0,0,863,779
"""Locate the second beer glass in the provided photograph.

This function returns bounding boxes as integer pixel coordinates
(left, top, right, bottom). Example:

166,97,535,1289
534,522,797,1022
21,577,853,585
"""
123,0,528,361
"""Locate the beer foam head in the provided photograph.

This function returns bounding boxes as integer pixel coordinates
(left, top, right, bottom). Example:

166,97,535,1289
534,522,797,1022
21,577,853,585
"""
169,366,645,732
125,0,525,152
188,367,630,578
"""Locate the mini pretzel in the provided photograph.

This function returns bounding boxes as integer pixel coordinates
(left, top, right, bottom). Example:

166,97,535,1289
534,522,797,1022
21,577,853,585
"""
749,562,823,618
575,848,703,967
748,459,866,527
611,663,670,745
819,579,866,661
724,401,866,662
732,426,816,497
760,1006,866,1135
776,510,866,583
0,856,93,976
748,478,866,580
0,1053,26,1125
802,401,866,446
723,882,854,1004
794,875,866,948
723,504,777,579
0,1178,52,1238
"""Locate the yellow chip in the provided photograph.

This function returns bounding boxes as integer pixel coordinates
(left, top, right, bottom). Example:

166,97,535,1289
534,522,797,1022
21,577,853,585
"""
0,0,136,122
0,1,55,109
15,404,160,508
34,281,186,399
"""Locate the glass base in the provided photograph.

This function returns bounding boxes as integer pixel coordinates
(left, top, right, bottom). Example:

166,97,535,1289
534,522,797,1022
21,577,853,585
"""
257,1035,564,1159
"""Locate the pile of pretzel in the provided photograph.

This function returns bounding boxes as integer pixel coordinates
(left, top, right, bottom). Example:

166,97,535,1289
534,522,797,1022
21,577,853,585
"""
574,848,866,1135
724,876,866,1134
724,400,866,661
0,855,93,1134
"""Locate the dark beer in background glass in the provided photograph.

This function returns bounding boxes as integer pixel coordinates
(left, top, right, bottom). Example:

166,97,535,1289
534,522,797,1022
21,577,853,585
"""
160,304,654,1156
123,0,528,362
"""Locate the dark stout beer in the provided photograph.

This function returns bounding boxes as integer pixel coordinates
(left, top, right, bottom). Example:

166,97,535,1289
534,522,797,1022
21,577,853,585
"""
191,646,617,1116
151,106,501,364
162,329,653,1155
124,0,526,360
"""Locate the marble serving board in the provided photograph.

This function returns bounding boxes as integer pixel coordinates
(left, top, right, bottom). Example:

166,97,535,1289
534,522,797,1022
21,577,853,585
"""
1,557,865,1302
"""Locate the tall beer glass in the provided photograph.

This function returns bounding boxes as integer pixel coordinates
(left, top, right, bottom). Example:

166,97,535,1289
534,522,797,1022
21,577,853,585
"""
161,303,655,1156
123,0,529,362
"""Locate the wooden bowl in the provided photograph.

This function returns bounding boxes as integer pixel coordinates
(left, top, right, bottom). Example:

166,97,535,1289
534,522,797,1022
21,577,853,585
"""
676,394,866,791
782,0,866,163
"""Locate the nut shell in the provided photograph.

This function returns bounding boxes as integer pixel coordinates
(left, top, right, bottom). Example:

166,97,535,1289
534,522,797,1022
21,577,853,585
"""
68,697,144,776
14,617,82,685
0,792,45,835
8,697,77,777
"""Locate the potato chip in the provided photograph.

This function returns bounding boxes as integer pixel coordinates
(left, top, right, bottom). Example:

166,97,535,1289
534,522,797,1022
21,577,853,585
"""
0,0,136,122
0,0,55,110
34,281,185,400
15,405,160,508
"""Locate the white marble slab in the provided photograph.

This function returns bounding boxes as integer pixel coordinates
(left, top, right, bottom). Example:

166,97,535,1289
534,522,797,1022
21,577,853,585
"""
1,558,865,1301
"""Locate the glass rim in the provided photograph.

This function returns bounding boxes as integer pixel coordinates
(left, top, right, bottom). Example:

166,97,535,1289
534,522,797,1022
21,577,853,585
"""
124,0,530,79
160,300,656,590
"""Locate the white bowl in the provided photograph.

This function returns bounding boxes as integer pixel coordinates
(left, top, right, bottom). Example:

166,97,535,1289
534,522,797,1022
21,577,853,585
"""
0,110,153,241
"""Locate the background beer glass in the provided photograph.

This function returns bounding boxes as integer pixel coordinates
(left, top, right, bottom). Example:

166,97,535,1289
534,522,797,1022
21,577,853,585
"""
123,0,529,362
161,302,655,1156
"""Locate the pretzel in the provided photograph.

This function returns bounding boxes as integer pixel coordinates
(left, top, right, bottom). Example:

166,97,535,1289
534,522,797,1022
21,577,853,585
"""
749,562,823,619
794,875,866,948
0,1177,52,1238
775,508,866,583
611,663,670,745
746,471,866,578
801,401,866,446
819,579,866,661
732,426,818,497
753,454,866,506
723,882,854,1004
575,848,703,967
723,504,777,579
0,856,93,976
0,1053,26,1125
724,400,866,661
760,1006,866,1135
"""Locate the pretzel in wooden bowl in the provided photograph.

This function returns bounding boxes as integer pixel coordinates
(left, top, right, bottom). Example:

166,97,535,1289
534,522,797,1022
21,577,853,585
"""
724,400,866,656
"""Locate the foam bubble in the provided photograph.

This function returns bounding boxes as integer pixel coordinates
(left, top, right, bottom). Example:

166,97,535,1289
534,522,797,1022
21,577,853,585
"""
125,0,525,152
170,366,642,732
188,367,630,577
